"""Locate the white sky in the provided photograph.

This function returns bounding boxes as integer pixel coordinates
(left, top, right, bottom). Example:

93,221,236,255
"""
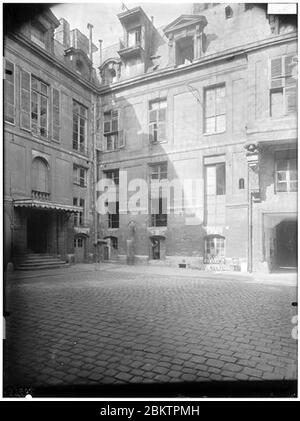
51,1,192,66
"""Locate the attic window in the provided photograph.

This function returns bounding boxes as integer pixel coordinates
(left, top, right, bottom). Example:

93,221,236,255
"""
176,36,194,66
225,6,233,19
76,60,84,74
31,22,46,49
127,27,141,48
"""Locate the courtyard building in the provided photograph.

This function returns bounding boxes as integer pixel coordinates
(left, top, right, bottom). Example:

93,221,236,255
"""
3,3,297,273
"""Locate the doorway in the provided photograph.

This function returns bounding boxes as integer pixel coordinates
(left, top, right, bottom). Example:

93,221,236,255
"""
27,211,49,253
74,235,86,263
276,220,297,270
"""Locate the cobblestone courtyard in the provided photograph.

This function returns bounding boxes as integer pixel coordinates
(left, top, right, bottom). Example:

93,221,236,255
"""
4,264,297,395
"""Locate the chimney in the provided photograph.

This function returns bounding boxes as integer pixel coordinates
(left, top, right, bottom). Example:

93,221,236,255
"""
87,23,94,63
99,39,103,66
151,16,154,25
54,18,70,49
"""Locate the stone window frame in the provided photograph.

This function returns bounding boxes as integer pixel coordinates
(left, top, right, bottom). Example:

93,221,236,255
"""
203,83,226,135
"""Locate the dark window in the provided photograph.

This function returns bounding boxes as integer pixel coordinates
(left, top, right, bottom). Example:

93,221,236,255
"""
206,163,226,196
31,76,49,138
79,199,85,225
205,236,225,258
239,178,245,190
150,163,168,227
225,6,233,19
104,169,119,185
73,101,87,153
73,165,87,187
149,99,167,143
108,201,119,228
176,36,194,65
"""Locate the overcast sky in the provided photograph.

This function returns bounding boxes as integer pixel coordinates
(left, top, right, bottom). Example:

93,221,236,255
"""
51,1,191,66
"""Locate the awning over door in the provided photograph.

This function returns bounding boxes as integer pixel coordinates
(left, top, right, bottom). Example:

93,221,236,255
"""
13,199,83,213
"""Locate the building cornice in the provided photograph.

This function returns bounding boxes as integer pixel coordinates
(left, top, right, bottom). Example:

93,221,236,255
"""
98,32,297,95
5,33,99,93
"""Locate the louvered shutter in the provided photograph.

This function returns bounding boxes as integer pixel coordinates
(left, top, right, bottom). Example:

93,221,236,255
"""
285,55,297,114
270,57,283,88
52,88,60,141
4,59,15,124
20,70,31,130
141,26,145,49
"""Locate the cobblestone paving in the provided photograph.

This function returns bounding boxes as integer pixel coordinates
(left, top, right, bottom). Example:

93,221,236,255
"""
4,265,297,389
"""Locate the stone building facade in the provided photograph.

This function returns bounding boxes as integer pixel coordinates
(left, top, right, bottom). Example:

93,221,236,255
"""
96,3,297,272
3,4,297,273
3,9,98,267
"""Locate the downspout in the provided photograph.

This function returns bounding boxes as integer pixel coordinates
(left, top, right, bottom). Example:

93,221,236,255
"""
92,94,98,258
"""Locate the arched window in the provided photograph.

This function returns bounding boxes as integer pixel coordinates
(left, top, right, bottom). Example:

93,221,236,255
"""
225,6,233,19
32,157,49,193
239,178,245,190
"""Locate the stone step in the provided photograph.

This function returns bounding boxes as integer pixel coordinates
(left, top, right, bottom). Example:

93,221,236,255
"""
17,263,69,271
17,253,69,271
23,257,66,263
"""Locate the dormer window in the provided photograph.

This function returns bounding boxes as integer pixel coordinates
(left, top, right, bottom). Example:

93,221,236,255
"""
127,26,141,48
76,59,84,74
31,22,46,49
176,36,194,66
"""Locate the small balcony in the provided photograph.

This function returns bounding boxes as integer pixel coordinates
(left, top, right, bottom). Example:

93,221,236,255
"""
118,39,144,59
32,190,50,201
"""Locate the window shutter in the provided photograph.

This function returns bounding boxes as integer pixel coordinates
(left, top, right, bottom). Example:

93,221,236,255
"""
20,69,31,130
270,57,283,88
4,59,15,124
118,130,126,148
286,86,297,114
52,87,60,141
141,26,145,49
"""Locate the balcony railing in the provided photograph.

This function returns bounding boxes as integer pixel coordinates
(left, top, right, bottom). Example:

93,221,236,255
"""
32,190,50,201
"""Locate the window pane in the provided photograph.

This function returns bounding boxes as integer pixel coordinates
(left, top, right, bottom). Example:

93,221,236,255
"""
158,108,166,122
277,172,286,182
149,109,157,123
205,117,215,134
158,123,166,141
270,90,284,118
206,166,216,195
277,159,288,171
216,114,226,132
216,163,226,195
290,181,298,192
205,89,215,117
277,182,288,192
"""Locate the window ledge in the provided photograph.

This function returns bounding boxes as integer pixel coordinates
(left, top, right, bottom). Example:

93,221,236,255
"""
203,130,226,136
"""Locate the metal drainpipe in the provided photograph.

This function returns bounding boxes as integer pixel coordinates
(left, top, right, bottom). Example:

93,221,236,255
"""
248,191,253,273
92,95,98,257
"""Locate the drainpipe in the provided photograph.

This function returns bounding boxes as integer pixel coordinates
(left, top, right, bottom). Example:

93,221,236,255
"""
92,94,98,261
99,39,103,66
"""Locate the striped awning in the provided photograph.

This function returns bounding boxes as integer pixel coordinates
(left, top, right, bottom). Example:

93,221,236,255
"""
13,199,83,213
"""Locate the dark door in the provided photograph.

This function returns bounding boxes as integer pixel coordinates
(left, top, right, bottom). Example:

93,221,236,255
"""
27,211,48,253
276,220,297,269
